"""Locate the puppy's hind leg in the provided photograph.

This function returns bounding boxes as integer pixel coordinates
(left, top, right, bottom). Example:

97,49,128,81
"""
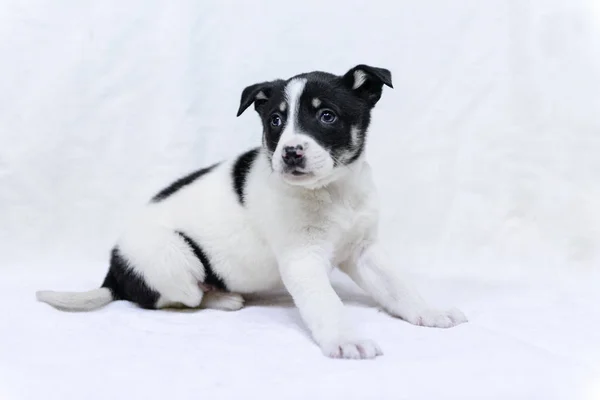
200,291,245,311
118,228,206,310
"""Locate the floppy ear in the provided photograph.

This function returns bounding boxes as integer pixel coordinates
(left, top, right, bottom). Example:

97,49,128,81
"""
236,81,277,117
342,64,393,107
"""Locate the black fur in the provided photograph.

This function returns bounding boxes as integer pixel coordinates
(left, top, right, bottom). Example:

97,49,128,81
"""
236,79,285,117
297,72,372,165
258,84,287,156
151,163,220,202
176,231,227,291
101,247,160,309
232,147,259,205
341,64,393,107
236,64,392,166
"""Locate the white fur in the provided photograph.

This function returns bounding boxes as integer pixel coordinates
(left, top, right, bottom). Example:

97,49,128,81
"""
338,125,362,164
352,70,367,90
276,78,306,151
312,98,321,108
255,91,268,100
125,150,463,358
36,288,112,311
200,291,244,311
37,79,467,359
349,125,360,149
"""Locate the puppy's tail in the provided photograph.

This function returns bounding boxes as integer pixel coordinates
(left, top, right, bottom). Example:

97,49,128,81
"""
36,287,114,312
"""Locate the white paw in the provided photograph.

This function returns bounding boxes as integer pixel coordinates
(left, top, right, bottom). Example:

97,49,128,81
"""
201,292,245,311
403,307,467,328
321,339,383,359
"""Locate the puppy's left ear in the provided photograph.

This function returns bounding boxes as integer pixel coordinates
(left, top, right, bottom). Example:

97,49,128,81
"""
236,81,279,117
342,65,393,107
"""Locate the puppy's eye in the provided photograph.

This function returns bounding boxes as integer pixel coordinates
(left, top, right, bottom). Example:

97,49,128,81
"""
270,114,283,127
318,109,337,124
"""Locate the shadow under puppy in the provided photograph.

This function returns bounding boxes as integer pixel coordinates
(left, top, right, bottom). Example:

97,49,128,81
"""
37,64,467,359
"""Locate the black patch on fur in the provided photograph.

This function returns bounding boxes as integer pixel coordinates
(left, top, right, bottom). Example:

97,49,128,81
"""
232,148,259,205
151,163,219,202
176,231,227,291
236,80,287,156
236,79,286,117
297,73,371,164
235,65,392,168
341,65,393,107
101,247,160,309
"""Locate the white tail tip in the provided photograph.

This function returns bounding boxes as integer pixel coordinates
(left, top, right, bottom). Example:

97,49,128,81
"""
36,288,113,311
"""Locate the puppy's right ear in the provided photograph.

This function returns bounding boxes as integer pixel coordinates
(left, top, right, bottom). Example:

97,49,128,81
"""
342,65,393,108
236,81,276,117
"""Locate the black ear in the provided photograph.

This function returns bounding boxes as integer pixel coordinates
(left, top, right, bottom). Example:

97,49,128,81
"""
236,81,275,117
342,64,393,107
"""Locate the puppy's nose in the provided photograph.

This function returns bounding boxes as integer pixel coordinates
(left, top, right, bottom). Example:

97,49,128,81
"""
282,145,305,166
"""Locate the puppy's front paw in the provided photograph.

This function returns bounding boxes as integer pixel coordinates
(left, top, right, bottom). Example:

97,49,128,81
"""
321,339,383,359
403,307,467,328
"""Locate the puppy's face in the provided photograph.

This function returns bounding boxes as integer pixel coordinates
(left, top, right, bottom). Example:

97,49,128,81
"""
237,65,393,188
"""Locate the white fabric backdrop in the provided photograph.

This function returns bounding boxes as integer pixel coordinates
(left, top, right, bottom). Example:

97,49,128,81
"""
2,0,599,281
1,1,600,399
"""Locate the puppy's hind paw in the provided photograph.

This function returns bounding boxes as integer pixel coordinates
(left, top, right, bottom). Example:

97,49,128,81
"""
200,292,245,311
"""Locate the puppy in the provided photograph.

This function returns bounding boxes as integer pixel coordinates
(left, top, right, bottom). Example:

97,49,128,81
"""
36,65,467,359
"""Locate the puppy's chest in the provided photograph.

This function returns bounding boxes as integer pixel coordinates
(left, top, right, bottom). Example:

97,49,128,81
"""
304,190,378,255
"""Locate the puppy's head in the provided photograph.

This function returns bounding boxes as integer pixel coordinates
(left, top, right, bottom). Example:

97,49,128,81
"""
237,65,393,188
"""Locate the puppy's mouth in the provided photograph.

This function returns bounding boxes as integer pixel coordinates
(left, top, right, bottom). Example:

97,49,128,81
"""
282,164,309,175
282,167,315,182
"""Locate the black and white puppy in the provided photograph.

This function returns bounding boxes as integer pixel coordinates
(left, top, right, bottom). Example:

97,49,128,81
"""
37,65,467,359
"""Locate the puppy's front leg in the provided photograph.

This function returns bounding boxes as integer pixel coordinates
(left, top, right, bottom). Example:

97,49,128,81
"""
279,247,382,359
341,243,467,328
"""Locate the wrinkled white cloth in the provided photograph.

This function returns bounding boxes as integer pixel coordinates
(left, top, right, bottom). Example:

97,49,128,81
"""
1,0,599,398
1,269,599,400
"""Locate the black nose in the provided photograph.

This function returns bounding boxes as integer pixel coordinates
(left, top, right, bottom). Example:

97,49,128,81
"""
282,145,305,167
